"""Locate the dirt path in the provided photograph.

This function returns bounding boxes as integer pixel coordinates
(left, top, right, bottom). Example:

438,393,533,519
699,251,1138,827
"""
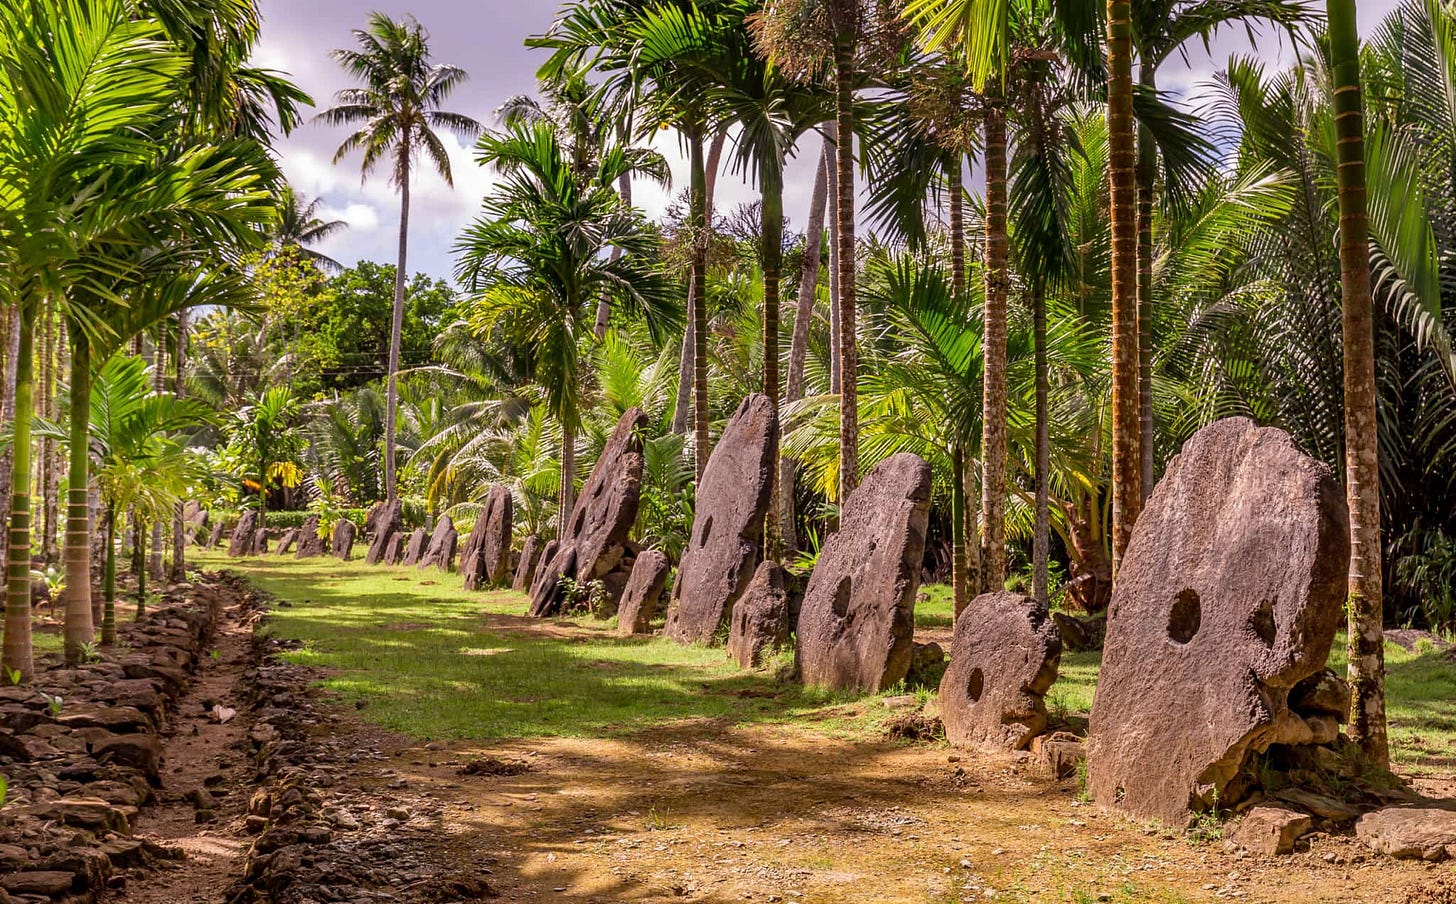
115,594,256,902
105,580,1455,904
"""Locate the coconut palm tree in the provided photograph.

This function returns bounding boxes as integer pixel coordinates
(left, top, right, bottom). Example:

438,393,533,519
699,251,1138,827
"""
454,120,678,527
0,0,276,679
754,0,907,503
1328,0,1385,769
270,186,348,271
318,12,481,506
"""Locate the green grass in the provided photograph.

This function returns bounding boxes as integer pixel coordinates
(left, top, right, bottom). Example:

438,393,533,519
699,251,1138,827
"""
917,583,956,629
204,553,1456,775
197,551,868,741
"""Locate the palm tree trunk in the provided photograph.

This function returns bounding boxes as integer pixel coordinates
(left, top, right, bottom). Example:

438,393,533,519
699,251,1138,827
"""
833,42,858,502
950,155,966,298
691,132,713,479
560,420,576,533
673,132,726,439
952,444,969,616
1329,0,1387,769
826,126,842,395
1137,66,1157,502
0,301,17,618
102,504,116,646
135,516,146,617
1107,0,1143,570
39,300,56,564
170,310,188,582
981,90,1010,592
62,335,93,661
2,302,36,681
762,171,785,557
595,174,633,339
149,332,165,579
1033,278,1051,610
780,138,833,554
385,146,412,503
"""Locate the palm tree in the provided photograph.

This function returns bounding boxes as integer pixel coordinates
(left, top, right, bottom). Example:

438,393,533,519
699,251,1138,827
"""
270,185,348,271
0,0,275,679
65,356,211,642
1328,0,1386,769
1130,1,1309,497
318,12,481,506
454,121,677,527
228,386,304,531
754,0,904,503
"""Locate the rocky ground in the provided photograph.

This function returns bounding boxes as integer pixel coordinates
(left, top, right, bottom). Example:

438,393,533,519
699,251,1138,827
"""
3,572,1454,903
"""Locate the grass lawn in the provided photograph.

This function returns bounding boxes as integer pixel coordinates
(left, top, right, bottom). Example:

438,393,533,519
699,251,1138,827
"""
200,552,1456,777
194,551,876,741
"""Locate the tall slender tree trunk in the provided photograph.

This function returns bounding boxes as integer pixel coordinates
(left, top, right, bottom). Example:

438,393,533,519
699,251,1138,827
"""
149,332,165,579
673,132,726,439
560,421,576,533
170,311,189,582
981,91,1010,593
102,505,116,645
690,133,711,480
3,304,37,681
949,153,970,614
63,334,93,660
595,174,633,339
0,301,17,616
39,301,56,564
951,444,969,616
1137,66,1157,502
762,171,785,557
1107,0,1143,570
134,516,147,617
949,155,966,300
385,145,412,503
1033,278,1051,609
833,42,858,502
780,138,832,554
826,126,842,395
1329,0,1387,769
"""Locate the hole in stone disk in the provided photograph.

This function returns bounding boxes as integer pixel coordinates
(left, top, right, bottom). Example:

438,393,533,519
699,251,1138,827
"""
1168,589,1201,645
967,667,985,703
1249,598,1277,647
698,516,713,549
831,576,852,619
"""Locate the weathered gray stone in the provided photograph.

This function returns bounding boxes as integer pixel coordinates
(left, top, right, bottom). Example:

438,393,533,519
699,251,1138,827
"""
1232,806,1313,856
382,531,406,566
227,510,260,557
182,501,208,544
418,516,457,571
1086,417,1349,825
401,528,429,567
364,500,402,565
727,561,790,668
275,529,298,555
795,453,933,693
530,408,646,617
294,515,325,559
331,519,356,560
940,592,1061,752
462,487,513,590
616,550,670,636
513,535,544,592
1356,806,1456,861
253,528,268,554
664,394,777,645
205,521,225,550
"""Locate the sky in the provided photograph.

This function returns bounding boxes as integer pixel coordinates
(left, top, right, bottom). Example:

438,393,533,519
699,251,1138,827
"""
253,0,1402,283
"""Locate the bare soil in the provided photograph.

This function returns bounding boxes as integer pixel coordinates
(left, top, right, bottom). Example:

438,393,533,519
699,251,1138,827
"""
112,589,1455,904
